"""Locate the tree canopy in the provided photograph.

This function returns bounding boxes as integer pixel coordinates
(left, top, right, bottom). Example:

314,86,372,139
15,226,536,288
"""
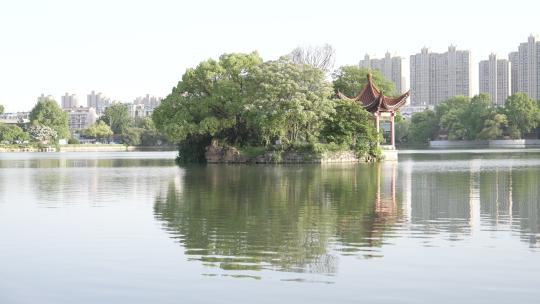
29,100,69,139
84,121,113,141
101,103,131,134
407,92,540,143
0,104,4,115
503,93,540,138
332,66,396,97
153,52,386,162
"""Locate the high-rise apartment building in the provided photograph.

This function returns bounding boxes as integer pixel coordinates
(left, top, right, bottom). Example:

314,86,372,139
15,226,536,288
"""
479,54,511,106
133,94,162,109
37,94,54,103
410,46,472,106
87,91,111,115
508,52,519,95
61,93,79,109
513,35,540,101
359,52,407,93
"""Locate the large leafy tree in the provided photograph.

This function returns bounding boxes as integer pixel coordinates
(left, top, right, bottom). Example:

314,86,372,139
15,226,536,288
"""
0,124,30,143
101,103,131,134
246,58,334,145
332,66,396,97
409,109,438,143
503,93,540,138
0,104,4,115
84,121,113,141
29,100,69,139
320,99,379,158
153,52,263,146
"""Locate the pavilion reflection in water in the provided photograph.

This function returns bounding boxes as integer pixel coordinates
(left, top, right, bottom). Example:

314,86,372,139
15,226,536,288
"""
153,159,540,276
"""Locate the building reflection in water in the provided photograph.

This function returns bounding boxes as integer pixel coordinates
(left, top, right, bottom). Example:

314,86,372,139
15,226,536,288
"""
154,163,403,276
154,156,540,277
399,155,540,247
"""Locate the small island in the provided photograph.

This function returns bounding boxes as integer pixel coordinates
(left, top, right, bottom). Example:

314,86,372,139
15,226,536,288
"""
152,52,403,164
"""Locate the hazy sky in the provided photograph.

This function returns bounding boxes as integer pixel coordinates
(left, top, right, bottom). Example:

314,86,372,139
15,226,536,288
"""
0,0,539,112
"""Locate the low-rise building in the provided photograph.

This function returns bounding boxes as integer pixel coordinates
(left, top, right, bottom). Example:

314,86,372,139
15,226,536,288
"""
0,112,30,125
64,107,97,132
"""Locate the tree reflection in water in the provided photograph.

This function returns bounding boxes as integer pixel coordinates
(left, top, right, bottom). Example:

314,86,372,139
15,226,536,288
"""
153,163,402,275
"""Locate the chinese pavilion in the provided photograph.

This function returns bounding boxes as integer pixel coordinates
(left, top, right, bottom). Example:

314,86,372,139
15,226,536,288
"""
337,73,409,149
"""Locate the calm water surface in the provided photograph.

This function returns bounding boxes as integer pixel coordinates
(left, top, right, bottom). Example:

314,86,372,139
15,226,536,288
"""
0,151,539,303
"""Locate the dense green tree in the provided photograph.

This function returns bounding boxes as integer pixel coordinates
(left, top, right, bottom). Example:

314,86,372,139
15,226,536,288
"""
477,113,508,140
332,66,396,97
463,94,493,139
153,52,263,146
246,58,334,145
0,104,4,115
101,103,131,134
320,99,379,158
84,121,113,141
0,124,30,143
409,109,438,143
29,100,69,139
121,127,143,146
503,93,540,138
135,117,166,146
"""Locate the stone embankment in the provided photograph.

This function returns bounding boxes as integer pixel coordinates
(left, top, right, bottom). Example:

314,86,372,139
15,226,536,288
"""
429,139,540,149
205,143,365,164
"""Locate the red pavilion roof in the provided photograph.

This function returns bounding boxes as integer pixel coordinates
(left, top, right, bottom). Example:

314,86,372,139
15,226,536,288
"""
337,73,409,113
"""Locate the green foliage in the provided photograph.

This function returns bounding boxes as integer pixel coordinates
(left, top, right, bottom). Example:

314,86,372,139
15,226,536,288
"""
0,104,4,115
395,118,410,144
135,117,167,146
405,92,540,142
29,100,69,139
67,138,80,144
320,99,379,159
239,146,266,158
153,52,391,163
437,94,500,140
409,109,438,143
101,103,131,134
503,93,540,138
477,113,508,140
84,121,113,141
246,58,334,145
176,135,211,163
153,52,263,146
332,66,396,97
121,127,143,146
0,123,30,143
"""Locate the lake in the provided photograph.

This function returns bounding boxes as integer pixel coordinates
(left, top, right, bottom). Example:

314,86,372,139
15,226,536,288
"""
0,151,539,303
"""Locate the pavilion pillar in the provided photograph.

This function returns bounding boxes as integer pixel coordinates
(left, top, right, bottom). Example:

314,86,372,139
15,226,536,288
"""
374,112,380,134
390,112,395,148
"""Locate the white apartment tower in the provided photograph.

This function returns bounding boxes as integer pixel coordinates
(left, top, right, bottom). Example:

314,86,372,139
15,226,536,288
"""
410,46,472,106
514,35,540,101
508,51,519,94
479,54,511,106
61,93,79,109
87,91,111,115
37,94,54,103
359,52,407,93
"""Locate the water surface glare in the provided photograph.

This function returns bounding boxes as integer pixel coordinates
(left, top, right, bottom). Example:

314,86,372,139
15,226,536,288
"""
0,151,539,303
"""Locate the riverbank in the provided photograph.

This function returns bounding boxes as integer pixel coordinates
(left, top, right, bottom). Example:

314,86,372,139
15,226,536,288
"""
0,144,177,153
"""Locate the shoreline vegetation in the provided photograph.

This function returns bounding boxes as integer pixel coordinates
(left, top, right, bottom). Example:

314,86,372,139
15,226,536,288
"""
0,144,176,153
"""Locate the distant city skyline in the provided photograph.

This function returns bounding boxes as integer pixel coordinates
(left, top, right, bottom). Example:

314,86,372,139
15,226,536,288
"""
1,0,539,111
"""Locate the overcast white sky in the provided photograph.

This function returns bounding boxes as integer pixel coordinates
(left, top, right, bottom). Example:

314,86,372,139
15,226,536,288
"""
0,0,539,112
